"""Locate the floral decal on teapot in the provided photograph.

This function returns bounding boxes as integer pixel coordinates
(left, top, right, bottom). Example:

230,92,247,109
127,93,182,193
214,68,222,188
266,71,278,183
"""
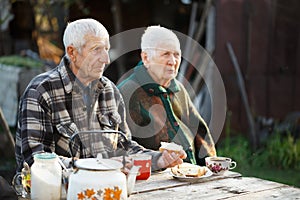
77,186,122,200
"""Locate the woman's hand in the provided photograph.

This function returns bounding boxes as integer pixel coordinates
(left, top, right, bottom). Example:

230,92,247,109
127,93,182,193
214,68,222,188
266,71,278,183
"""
156,149,187,169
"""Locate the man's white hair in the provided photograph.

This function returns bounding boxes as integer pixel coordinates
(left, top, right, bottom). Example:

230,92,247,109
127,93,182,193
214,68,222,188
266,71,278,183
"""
63,18,109,59
141,25,180,52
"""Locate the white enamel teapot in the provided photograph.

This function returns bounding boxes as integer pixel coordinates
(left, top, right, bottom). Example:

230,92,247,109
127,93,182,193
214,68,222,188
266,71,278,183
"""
66,130,140,200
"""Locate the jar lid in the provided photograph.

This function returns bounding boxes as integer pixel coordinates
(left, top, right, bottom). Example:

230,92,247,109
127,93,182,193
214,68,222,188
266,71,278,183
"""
75,158,123,170
34,152,57,160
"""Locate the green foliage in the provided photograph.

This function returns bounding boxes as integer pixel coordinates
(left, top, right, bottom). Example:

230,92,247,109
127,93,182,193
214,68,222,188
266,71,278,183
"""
217,135,251,170
0,55,43,68
217,112,252,171
217,129,300,187
257,131,300,170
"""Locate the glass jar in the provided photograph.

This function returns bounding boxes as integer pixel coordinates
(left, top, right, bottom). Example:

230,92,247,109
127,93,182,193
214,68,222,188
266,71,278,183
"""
30,152,62,200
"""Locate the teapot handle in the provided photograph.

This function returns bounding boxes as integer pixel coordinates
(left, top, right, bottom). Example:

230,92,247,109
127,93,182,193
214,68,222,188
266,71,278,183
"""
69,130,129,167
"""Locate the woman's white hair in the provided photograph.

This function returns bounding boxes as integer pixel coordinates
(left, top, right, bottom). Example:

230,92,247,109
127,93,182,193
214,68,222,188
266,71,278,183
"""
141,25,180,58
63,18,109,59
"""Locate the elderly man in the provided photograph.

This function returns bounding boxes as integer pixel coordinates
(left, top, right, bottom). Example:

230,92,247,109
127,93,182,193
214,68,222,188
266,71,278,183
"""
118,25,216,165
15,19,185,173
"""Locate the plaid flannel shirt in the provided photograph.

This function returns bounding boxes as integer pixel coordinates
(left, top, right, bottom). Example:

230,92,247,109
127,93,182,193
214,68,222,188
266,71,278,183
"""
15,57,158,172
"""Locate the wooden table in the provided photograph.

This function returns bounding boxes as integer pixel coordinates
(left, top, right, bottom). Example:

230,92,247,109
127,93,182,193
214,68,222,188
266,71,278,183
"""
19,169,300,199
129,170,300,199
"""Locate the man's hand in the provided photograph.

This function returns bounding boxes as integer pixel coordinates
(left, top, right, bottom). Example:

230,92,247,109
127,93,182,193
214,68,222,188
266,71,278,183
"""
157,149,187,169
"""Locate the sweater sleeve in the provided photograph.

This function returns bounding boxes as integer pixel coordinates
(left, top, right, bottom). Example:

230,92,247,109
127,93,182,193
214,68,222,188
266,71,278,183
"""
116,84,164,171
176,81,216,157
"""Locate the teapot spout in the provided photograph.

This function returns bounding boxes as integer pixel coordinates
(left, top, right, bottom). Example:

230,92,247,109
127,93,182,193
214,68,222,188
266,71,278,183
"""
127,165,140,196
129,165,140,174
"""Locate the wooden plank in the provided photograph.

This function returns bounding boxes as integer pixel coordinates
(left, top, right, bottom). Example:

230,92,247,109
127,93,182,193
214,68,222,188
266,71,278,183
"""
130,177,300,200
227,186,300,199
132,169,241,194
226,42,257,148
195,177,285,199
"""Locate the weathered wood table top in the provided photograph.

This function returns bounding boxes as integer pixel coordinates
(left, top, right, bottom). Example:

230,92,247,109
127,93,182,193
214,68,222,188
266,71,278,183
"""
129,169,300,200
18,169,300,199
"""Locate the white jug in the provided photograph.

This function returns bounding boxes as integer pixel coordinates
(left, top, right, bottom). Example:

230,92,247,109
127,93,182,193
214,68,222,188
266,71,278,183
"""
30,153,62,200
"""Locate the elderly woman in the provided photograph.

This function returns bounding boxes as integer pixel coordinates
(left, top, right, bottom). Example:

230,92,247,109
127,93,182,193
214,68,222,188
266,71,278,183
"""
118,25,216,165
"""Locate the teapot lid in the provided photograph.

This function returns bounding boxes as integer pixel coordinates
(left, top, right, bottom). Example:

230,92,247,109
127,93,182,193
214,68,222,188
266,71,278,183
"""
75,158,123,170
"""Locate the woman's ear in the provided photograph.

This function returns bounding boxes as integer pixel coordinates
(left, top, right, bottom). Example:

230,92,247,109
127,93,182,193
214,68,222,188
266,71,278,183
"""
141,51,149,68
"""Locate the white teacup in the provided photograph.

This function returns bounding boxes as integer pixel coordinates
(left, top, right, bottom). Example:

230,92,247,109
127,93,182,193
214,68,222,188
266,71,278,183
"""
205,156,237,175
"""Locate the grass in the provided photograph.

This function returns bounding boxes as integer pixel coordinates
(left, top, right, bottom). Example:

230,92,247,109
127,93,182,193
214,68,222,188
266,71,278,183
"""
217,134,300,188
0,55,43,68
242,167,300,188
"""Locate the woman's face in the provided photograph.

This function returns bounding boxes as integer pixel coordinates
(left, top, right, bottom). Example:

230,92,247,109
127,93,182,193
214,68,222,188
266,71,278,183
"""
143,42,181,87
71,34,110,85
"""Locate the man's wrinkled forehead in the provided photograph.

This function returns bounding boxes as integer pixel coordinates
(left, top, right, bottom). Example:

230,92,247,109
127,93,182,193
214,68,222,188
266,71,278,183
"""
84,34,109,44
84,32,108,39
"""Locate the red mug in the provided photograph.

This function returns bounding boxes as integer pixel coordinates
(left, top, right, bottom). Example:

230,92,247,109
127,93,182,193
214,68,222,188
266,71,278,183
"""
132,154,152,180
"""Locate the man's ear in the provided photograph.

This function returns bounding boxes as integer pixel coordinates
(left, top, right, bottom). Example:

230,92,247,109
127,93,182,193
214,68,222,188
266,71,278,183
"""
141,51,149,67
67,45,76,62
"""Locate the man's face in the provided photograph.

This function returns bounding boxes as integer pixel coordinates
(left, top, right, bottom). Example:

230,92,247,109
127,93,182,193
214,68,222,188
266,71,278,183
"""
145,42,181,86
74,34,110,84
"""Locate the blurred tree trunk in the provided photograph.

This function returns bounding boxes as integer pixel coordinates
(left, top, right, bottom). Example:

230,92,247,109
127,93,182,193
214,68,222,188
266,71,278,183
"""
9,0,38,54
111,0,126,77
0,0,14,55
